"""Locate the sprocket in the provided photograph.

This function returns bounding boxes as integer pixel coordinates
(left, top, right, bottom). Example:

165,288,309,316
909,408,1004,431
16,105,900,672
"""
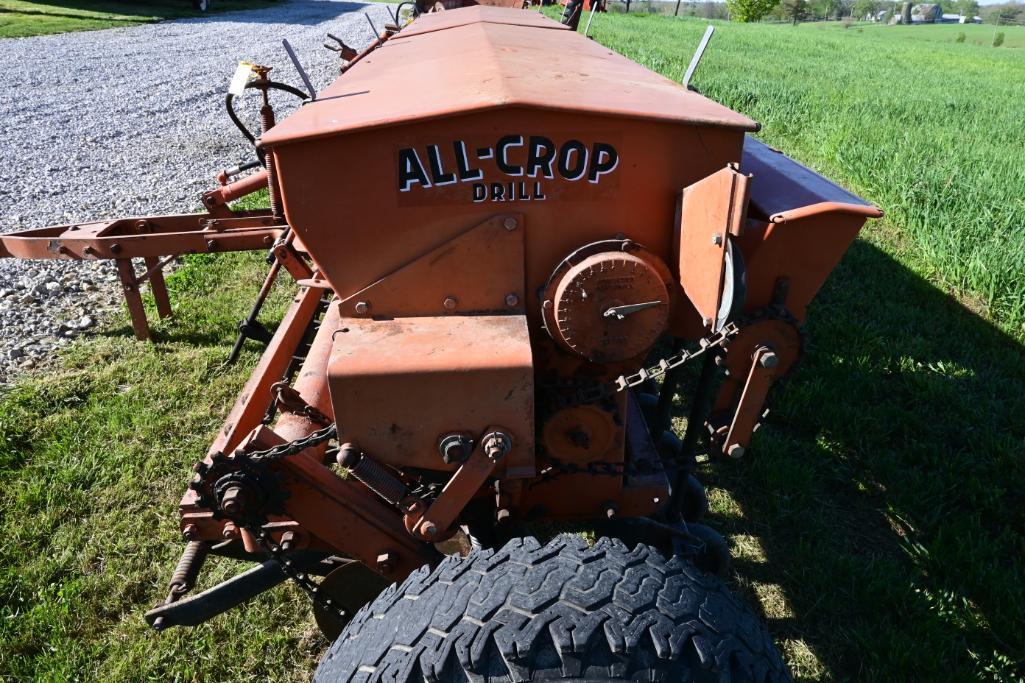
189,451,288,524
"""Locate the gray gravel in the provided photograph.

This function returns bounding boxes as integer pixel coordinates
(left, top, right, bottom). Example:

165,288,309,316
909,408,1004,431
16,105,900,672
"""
0,0,394,384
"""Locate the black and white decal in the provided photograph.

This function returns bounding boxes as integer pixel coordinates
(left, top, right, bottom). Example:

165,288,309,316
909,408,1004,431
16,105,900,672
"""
398,135,619,202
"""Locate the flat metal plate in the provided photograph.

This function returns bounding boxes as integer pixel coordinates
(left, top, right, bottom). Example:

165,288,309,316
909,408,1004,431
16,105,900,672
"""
676,166,749,329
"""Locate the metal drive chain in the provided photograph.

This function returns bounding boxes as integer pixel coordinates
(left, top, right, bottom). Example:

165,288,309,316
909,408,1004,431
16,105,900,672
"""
246,521,348,622
238,423,337,465
613,322,739,391
200,423,345,619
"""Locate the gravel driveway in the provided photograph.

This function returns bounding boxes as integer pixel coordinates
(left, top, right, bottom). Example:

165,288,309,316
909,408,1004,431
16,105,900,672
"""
0,0,394,383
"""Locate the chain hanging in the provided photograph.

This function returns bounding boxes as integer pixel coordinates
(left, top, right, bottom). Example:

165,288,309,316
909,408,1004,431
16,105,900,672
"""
613,322,738,391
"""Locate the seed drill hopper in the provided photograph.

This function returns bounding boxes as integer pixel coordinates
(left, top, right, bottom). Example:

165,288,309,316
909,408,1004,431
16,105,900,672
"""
0,8,880,680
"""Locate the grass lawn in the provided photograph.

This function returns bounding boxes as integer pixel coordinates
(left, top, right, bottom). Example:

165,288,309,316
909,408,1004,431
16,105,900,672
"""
0,0,279,38
815,20,1025,49
2,10,1025,683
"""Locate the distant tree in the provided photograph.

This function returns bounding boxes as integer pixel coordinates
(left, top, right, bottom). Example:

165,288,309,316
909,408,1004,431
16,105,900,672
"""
853,0,878,19
955,0,978,16
726,0,778,20
783,0,810,22
809,0,838,19
835,0,855,18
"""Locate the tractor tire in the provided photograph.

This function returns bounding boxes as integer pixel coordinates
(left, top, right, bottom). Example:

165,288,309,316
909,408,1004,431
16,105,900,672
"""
314,536,791,682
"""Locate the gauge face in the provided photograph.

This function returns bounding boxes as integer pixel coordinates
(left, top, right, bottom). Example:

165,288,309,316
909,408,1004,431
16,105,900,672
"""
547,251,670,363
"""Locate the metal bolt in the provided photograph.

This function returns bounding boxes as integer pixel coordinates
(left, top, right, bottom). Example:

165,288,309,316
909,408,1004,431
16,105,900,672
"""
603,502,618,520
376,552,394,574
503,217,518,231
220,486,246,515
711,233,723,246
354,301,370,315
182,524,198,541
439,434,472,465
110,242,122,254
758,351,779,369
222,522,238,539
727,444,745,459
505,293,519,308
420,521,438,539
206,240,217,252
280,531,296,552
443,296,457,311
483,431,512,462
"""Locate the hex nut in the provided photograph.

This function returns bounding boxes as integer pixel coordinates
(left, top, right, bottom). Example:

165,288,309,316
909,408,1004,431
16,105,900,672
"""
354,301,370,315
505,293,519,308
759,351,779,369
439,434,473,464
443,296,457,310
727,444,745,459
503,217,518,231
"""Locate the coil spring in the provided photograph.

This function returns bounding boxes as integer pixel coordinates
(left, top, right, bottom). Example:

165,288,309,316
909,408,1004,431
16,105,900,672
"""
260,103,285,219
169,540,208,596
340,446,408,505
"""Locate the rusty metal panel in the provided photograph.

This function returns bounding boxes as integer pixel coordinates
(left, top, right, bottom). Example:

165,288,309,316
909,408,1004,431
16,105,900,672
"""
338,213,525,318
675,166,750,329
273,107,746,341
736,137,882,320
329,314,535,478
261,9,756,148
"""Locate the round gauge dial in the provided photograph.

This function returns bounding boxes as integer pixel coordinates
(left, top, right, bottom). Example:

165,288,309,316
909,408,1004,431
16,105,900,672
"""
546,251,670,363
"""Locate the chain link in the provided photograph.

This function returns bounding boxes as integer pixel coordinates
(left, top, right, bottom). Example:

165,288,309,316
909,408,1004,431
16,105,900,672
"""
238,423,337,465
246,522,348,622
613,322,738,391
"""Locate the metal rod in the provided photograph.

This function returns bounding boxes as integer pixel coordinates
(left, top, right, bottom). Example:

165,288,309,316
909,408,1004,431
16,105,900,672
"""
136,253,177,286
226,259,283,365
146,560,287,630
669,351,719,521
365,12,379,36
584,3,598,36
682,25,714,88
281,39,317,101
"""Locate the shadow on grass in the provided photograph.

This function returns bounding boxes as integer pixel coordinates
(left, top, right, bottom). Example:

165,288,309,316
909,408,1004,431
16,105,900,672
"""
684,237,1025,680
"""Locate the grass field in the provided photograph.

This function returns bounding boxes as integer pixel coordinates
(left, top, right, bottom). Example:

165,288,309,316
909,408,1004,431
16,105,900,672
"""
0,0,278,38
2,12,1025,683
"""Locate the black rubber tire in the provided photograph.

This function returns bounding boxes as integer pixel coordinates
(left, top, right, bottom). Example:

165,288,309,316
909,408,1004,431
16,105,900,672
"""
315,536,791,682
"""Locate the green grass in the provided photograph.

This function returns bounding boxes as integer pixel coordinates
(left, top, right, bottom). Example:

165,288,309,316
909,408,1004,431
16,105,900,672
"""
2,12,1025,683
811,21,1025,49
0,0,279,38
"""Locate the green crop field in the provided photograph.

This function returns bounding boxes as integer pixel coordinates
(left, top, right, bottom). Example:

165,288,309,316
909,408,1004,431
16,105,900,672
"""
2,10,1024,683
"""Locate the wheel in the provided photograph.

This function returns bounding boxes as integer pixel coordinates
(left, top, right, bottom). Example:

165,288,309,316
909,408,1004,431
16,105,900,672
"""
561,0,583,29
192,0,209,10
315,536,792,682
